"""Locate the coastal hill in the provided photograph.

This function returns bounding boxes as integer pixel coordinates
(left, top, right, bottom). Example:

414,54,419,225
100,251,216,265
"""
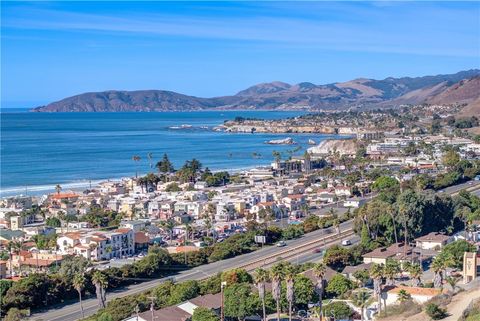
32,69,480,112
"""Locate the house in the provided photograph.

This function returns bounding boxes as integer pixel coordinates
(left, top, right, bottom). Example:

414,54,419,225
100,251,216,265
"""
134,232,151,251
0,260,7,279
384,285,441,305
342,263,373,283
0,229,25,242
362,243,419,265
123,305,190,321
415,232,452,250
120,220,147,232
282,194,306,211
343,199,366,208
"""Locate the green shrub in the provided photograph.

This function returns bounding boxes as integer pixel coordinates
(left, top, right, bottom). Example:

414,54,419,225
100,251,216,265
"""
425,303,448,320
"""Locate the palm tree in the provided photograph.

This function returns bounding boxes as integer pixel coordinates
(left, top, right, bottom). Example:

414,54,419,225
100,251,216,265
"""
270,263,284,321
383,260,400,286
431,254,453,289
369,264,384,313
147,152,153,169
352,290,372,321
73,273,86,318
55,184,62,195
132,155,141,178
445,276,460,293
285,264,296,321
407,263,422,287
312,262,326,321
396,289,411,303
254,268,269,321
92,270,108,309
11,241,24,276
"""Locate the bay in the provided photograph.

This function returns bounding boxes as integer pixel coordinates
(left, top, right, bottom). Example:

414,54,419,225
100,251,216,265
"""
1,110,349,197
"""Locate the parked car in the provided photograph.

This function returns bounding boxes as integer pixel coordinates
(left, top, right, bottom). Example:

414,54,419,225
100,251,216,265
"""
341,239,352,246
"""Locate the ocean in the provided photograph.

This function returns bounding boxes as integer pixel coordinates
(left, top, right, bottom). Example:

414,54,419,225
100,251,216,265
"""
1,110,349,197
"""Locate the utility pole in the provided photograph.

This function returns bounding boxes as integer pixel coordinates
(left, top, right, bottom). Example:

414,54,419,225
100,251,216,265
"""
147,296,155,321
221,281,227,321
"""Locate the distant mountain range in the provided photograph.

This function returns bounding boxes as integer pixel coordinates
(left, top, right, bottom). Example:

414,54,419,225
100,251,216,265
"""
32,69,480,112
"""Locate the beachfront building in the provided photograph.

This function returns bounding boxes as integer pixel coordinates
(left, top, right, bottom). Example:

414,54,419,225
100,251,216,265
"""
57,228,135,261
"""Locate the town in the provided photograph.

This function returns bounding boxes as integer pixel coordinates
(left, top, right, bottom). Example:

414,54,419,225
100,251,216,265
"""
1,104,480,321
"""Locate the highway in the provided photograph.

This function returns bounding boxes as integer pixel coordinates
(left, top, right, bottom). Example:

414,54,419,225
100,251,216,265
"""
29,221,354,321
27,180,480,321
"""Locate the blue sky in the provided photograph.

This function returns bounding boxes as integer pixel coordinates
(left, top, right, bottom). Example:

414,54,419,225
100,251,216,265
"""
1,1,479,107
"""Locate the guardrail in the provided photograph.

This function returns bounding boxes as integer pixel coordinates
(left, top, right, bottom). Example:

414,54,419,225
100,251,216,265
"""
237,228,355,271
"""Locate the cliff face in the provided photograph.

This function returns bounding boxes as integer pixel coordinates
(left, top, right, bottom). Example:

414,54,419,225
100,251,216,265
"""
308,139,358,156
32,70,480,112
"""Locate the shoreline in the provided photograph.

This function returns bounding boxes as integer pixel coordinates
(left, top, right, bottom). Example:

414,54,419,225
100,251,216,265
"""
0,164,265,198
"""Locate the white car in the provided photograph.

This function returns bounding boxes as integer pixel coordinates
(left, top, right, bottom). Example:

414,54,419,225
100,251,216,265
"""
341,239,352,246
276,241,287,247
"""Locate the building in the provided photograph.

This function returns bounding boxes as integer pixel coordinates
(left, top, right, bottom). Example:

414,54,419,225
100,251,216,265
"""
415,232,452,250
463,252,480,284
363,243,419,265
384,286,441,305
0,260,7,279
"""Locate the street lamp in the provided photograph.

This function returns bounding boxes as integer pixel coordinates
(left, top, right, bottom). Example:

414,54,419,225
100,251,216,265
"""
221,281,227,321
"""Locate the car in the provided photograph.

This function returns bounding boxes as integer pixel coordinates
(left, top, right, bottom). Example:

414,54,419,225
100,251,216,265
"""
276,241,287,247
341,239,352,246
297,310,308,318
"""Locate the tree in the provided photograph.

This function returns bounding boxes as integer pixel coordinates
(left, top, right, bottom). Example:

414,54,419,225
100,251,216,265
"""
370,264,384,313
224,283,258,321
270,263,284,321
192,307,220,321
443,150,460,168
352,290,372,321
438,240,476,269
132,155,141,178
313,262,326,321
4,308,27,321
431,255,453,289
383,259,400,286
156,153,175,181
407,263,422,287
323,245,352,271
55,184,62,195
325,274,353,298
445,276,460,293
396,289,411,303
92,270,108,309
59,255,90,278
254,268,269,321
73,273,86,318
285,264,296,321
323,301,353,320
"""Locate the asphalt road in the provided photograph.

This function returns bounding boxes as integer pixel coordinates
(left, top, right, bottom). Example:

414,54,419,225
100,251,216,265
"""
27,180,480,321
29,221,354,321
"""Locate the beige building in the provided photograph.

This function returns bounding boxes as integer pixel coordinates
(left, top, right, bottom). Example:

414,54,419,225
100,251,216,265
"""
415,232,452,250
463,252,480,284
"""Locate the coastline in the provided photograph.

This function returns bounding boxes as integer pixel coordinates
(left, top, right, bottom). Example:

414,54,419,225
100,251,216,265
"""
0,164,264,198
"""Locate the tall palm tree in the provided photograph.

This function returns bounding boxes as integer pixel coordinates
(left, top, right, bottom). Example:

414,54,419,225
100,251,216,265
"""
312,262,326,321
92,270,108,309
407,263,422,287
270,263,284,321
254,268,270,321
55,184,62,195
352,290,372,321
132,155,141,178
73,273,86,318
285,265,296,321
369,264,384,313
